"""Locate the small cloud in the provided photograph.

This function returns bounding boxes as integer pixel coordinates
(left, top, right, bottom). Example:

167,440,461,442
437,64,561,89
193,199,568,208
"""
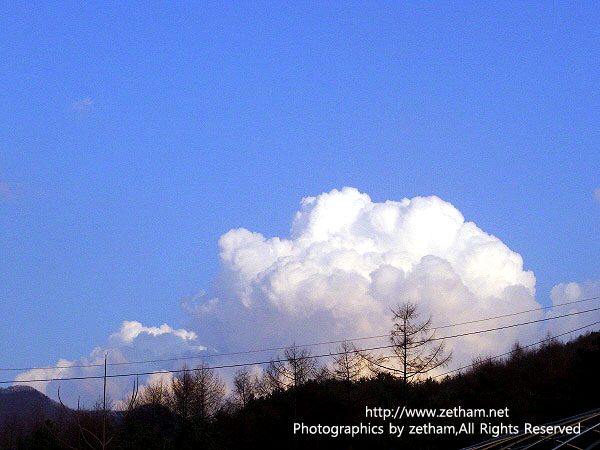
594,188,600,202
0,180,47,201
71,97,94,112
181,291,220,315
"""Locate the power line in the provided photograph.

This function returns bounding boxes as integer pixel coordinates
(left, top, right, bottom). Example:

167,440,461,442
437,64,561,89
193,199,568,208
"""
1,343,394,385
422,305,600,344
4,308,600,385
3,295,599,373
1,337,396,372
434,319,600,378
431,295,600,330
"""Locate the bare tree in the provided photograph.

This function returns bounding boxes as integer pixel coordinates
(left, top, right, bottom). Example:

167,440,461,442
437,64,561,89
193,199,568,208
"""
331,340,365,383
390,302,451,384
253,371,273,398
191,361,225,420
170,366,195,420
170,362,225,421
314,365,332,383
265,343,318,391
139,378,171,410
135,376,171,426
232,367,255,409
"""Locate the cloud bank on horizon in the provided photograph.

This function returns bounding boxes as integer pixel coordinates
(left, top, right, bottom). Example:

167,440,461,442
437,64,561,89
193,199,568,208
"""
14,321,205,405
14,187,600,403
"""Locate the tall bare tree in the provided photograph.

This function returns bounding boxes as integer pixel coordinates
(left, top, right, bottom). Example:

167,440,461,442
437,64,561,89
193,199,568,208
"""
390,302,451,384
171,362,225,421
253,371,273,399
231,367,256,409
170,366,195,420
191,361,225,420
137,376,171,424
331,340,365,383
265,343,318,391
140,378,170,410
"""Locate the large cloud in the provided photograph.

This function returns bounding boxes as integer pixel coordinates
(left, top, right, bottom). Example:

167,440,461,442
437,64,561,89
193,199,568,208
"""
17,187,597,404
191,187,545,371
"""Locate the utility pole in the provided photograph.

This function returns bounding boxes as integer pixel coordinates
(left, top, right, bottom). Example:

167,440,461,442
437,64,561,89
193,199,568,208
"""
103,353,107,449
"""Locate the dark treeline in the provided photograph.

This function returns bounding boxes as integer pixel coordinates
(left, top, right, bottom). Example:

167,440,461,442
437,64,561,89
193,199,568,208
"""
2,329,599,449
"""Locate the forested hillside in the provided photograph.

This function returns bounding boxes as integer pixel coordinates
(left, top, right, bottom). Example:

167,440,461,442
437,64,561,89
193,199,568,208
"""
2,330,599,449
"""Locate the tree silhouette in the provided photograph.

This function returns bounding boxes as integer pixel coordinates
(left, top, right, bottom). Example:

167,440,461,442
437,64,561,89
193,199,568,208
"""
232,368,255,409
331,340,365,383
171,362,224,421
191,361,225,420
139,377,170,412
265,343,318,392
171,367,195,421
390,302,451,384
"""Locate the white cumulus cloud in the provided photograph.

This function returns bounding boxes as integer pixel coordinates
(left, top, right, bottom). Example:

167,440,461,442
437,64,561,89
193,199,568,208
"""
194,187,544,372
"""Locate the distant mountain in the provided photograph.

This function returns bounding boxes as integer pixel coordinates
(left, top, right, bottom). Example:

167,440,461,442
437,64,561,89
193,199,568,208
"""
0,385,64,424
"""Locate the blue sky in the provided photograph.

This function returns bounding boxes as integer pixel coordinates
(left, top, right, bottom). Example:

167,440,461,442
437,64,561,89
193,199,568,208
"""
1,2,599,373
